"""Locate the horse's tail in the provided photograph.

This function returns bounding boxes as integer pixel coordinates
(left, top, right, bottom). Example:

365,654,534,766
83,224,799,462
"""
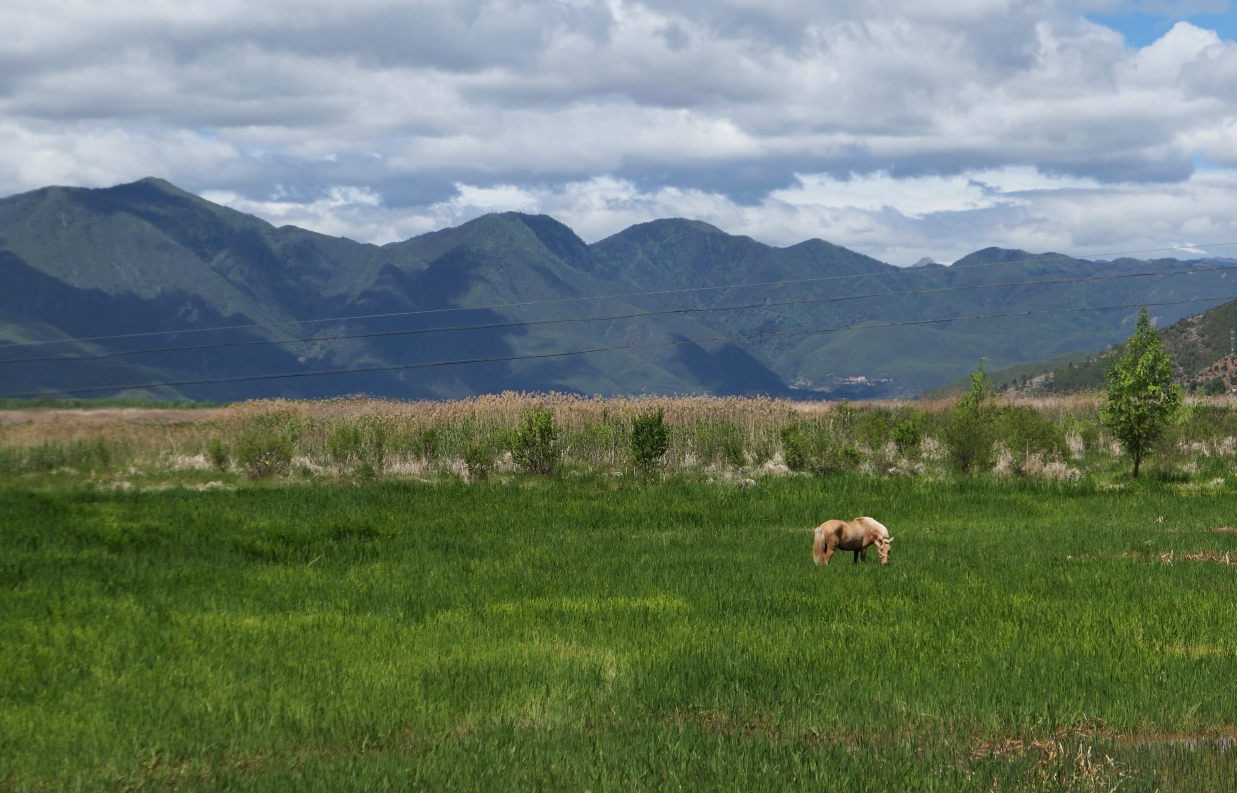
812,527,827,565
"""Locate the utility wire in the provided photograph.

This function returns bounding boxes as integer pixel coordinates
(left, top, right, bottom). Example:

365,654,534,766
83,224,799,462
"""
7,294,1234,399
3,263,1232,366
4,240,1236,350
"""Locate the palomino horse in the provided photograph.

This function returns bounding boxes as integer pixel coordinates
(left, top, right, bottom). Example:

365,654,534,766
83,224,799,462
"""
812,517,893,566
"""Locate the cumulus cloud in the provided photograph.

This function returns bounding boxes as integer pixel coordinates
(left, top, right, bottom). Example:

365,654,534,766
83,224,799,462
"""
1,0,1236,263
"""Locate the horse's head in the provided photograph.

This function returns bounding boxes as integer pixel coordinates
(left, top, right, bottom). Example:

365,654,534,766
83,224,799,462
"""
876,536,893,565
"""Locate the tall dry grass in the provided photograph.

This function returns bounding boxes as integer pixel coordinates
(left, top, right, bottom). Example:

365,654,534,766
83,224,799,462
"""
3,391,1236,478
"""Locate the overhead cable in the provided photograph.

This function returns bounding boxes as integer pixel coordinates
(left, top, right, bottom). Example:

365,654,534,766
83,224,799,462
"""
7,294,1233,399
3,240,1235,350
2,263,1232,366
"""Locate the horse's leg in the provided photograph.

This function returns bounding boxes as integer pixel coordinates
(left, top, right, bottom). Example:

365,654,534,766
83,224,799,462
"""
822,540,836,565
860,545,868,563
852,549,860,564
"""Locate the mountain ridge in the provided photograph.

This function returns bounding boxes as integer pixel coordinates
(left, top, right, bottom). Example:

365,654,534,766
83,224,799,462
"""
2,177,1235,401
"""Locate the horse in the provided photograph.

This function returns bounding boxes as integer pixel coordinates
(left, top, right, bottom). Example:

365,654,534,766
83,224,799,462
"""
812,517,893,566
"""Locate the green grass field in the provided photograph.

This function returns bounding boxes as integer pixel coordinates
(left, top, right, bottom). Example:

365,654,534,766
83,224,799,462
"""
3,476,1237,791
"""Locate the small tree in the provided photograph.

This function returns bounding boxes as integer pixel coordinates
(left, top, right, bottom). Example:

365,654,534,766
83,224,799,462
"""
513,405,559,475
944,361,996,473
1101,307,1183,477
631,408,670,473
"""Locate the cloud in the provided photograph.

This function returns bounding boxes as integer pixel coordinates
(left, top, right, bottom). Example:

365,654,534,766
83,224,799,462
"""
1,1,1237,263
203,167,1237,268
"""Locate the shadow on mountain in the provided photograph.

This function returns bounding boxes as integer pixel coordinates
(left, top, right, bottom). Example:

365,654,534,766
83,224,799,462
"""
0,251,322,400
348,249,529,395
663,337,789,396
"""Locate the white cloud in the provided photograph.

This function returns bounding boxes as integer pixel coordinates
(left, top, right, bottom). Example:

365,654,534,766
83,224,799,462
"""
2,0,1237,264
201,167,1237,268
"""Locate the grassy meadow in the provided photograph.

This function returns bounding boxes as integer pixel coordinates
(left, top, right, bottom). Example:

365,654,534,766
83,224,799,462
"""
4,394,1237,790
3,473,1237,791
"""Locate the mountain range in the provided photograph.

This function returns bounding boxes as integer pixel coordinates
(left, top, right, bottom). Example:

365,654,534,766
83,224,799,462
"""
2,177,1236,402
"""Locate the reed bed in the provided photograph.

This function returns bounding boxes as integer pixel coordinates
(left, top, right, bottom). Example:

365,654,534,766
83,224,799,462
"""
3,393,1237,485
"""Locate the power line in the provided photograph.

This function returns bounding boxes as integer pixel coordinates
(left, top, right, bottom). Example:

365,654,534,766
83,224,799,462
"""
3,263,1232,366
4,239,1236,351
7,294,1232,399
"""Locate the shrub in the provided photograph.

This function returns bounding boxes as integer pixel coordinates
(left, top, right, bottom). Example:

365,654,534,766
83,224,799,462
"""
1080,423,1100,452
779,422,860,474
411,427,440,461
693,420,747,468
945,363,996,473
892,420,920,456
722,434,745,468
92,437,111,470
997,407,1067,466
513,405,558,475
1203,377,1227,396
207,439,230,471
237,432,293,479
463,441,495,481
328,420,388,473
780,424,808,471
354,461,378,482
855,410,892,449
366,419,388,472
631,409,669,472
328,424,364,468
830,445,863,472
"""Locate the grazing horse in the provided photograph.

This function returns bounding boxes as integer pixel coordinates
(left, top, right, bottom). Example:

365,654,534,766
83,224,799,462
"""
812,517,893,566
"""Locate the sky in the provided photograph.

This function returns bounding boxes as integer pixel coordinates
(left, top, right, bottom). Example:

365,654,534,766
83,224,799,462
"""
2,1,1237,265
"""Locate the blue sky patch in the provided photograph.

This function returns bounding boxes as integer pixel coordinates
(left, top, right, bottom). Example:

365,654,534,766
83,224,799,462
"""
1088,10,1236,47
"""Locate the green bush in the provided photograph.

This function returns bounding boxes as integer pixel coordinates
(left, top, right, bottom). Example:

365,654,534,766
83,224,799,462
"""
411,427,440,461
571,418,626,467
328,420,388,473
237,432,293,479
779,422,860,474
0,440,106,475
328,424,364,467
892,420,920,456
513,405,558,475
780,424,808,471
693,420,747,468
92,437,111,470
855,410,892,449
353,461,378,482
207,439,230,471
631,409,669,472
463,441,495,481
944,364,996,474
1203,377,1227,396
367,421,388,469
997,407,1067,465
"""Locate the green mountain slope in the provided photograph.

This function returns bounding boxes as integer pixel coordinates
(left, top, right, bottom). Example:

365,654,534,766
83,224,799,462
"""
3,177,1236,400
928,295,1237,396
592,224,1237,396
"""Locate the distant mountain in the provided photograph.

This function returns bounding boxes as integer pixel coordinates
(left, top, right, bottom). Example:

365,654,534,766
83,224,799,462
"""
2,178,1236,401
928,295,1237,396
